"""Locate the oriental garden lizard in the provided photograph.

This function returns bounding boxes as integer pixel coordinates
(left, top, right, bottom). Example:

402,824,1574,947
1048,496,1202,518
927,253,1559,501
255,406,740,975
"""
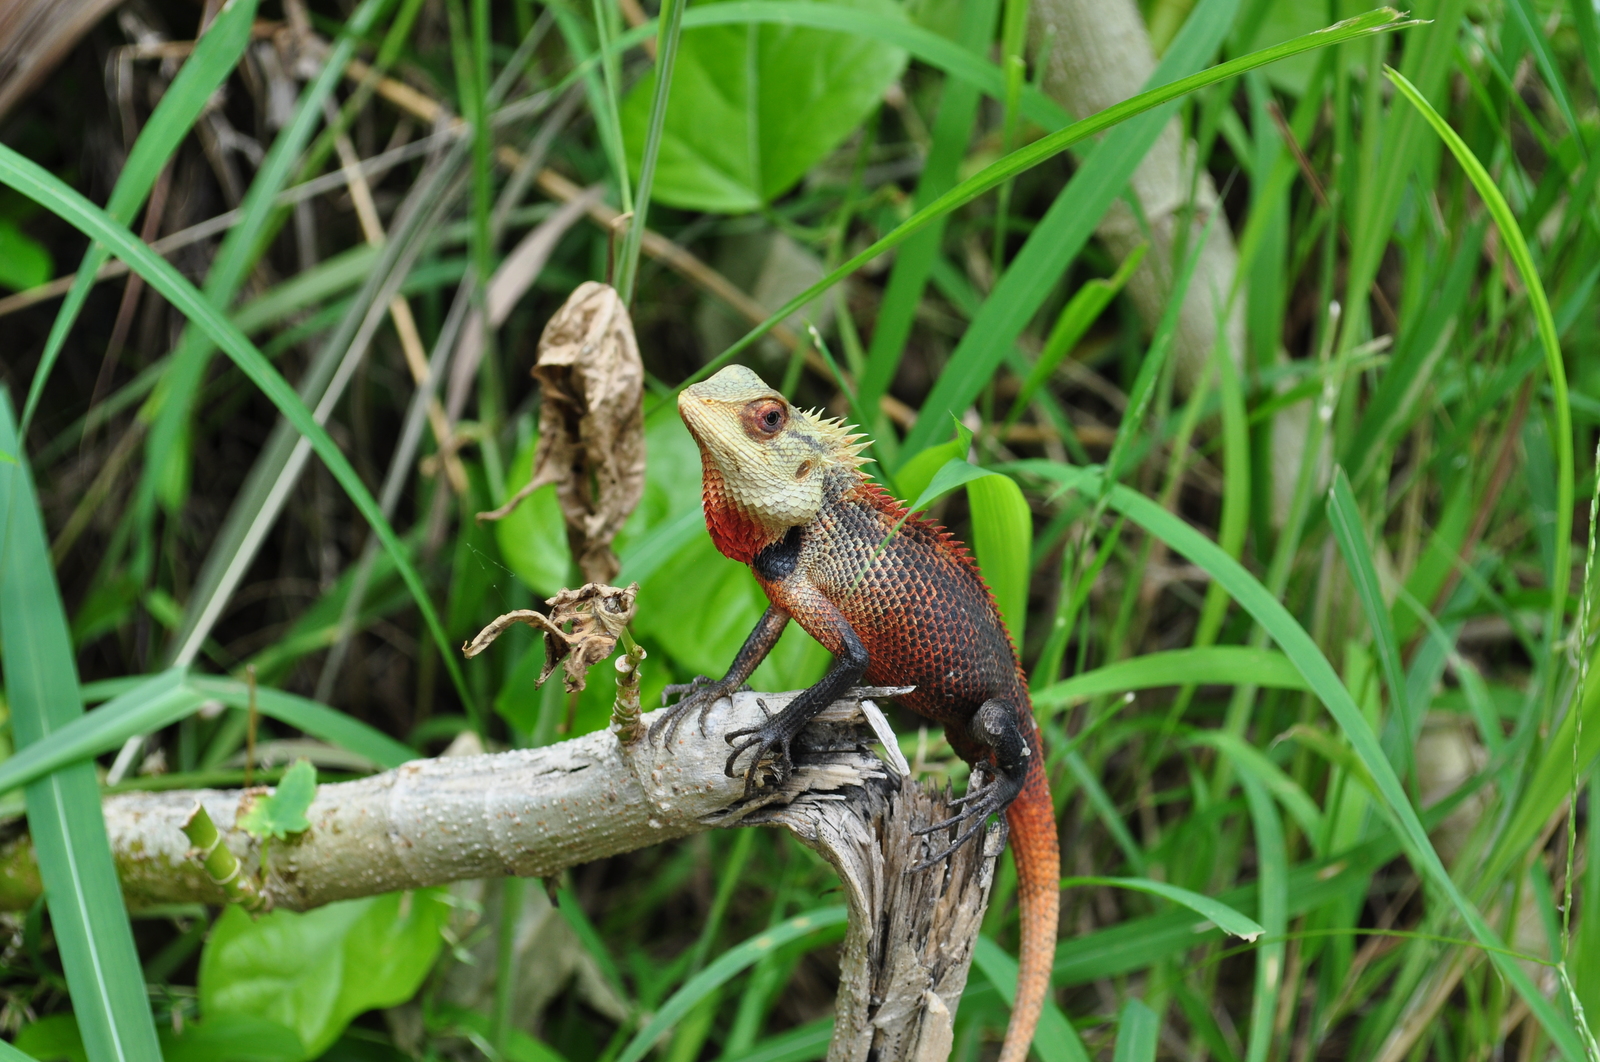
653,365,1060,1062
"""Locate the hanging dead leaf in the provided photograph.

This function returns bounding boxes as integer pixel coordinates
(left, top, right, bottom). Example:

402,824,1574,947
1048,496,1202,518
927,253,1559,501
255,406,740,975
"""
479,281,645,586
462,582,639,693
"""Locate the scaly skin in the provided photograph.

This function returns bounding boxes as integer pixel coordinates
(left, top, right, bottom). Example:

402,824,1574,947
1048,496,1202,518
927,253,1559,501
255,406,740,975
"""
655,366,1059,1062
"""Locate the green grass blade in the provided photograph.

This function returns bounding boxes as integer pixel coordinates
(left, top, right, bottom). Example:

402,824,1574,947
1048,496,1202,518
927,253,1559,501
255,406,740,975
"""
1186,730,1325,843
140,0,397,521
686,8,1414,395
0,1040,40,1062
972,935,1090,1062
858,0,994,424
0,670,198,796
1031,647,1308,708
1326,467,1414,780
186,677,416,768
614,907,847,1062
20,0,259,433
1059,877,1263,940
1386,66,1574,668
0,141,479,725
904,0,1239,456
1100,201,1222,484
1006,245,1145,426
615,0,687,303
1112,998,1159,1062
720,1018,831,1062
1079,469,1583,1058
1505,0,1584,149
1238,771,1285,1062
0,394,163,1062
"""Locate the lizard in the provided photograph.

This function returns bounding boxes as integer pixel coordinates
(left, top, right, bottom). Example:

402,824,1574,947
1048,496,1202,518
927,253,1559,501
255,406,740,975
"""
652,364,1060,1062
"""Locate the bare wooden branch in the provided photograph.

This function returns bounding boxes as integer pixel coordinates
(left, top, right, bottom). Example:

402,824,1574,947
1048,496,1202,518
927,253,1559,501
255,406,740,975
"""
0,689,999,1061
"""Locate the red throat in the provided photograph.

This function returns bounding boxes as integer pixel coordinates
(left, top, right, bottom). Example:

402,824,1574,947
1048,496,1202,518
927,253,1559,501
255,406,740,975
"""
699,455,779,564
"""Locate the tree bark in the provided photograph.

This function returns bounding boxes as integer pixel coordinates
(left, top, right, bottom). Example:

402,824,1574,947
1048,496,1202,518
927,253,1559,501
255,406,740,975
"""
0,690,1000,1062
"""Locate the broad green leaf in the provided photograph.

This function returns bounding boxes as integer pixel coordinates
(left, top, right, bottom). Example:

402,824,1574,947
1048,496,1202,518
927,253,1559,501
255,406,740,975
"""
494,434,572,598
15,1015,85,1062
1112,998,1159,1062
614,907,847,1062
0,394,162,1062
161,1015,303,1062
907,455,989,514
200,890,450,1060
20,0,259,429
237,759,317,841
1058,877,1263,941
619,0,908,212
893,426,970,506
0,136,478,723
0,219,50,292
967,472,1032,646
635,534,827,691
972,936,1089,1062
1033,647,1308,708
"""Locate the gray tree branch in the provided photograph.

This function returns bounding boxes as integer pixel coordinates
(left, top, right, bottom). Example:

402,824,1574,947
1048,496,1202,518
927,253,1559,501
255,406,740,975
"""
0,689,999,1062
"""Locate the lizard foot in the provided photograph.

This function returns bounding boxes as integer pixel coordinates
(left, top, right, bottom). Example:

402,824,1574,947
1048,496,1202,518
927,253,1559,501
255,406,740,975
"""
724,699,802,798
650,676,737,745
909,767,1021,872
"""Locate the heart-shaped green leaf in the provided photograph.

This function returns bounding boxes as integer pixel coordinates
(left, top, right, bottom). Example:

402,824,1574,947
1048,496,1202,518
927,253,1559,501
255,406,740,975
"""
620,0,908,212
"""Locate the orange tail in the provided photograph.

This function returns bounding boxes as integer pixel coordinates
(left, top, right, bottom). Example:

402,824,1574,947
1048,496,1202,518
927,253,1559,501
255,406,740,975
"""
998,733,1059,1062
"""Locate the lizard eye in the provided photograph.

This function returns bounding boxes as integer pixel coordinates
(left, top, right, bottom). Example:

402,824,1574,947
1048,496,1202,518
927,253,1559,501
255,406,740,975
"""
742,399,788,438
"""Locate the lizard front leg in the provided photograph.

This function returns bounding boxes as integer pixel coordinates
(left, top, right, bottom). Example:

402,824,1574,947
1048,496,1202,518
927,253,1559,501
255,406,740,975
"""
650,605,790,744
723,599,868,796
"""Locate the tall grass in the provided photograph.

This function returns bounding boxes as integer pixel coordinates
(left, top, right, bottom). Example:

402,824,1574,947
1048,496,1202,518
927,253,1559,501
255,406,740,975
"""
2,0,1599,1059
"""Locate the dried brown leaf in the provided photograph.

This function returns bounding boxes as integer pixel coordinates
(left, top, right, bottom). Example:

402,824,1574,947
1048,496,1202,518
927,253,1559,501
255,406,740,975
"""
462,582,639,693
479,282,645,585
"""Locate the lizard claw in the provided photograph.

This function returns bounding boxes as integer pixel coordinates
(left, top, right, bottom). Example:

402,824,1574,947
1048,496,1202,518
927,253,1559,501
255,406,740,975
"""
650,676,733,745
723,699,801,797
909,768,1019,872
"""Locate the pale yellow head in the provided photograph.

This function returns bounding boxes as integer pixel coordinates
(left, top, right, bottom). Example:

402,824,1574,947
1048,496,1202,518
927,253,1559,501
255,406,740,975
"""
679,366,866,538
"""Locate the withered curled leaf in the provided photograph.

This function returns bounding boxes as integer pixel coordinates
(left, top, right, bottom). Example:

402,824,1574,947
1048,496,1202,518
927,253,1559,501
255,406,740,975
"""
462,583,639,693
479,282,644,586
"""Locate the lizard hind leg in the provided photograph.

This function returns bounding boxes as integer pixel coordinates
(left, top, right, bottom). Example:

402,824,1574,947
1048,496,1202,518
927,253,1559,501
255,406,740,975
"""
910,699,1031,871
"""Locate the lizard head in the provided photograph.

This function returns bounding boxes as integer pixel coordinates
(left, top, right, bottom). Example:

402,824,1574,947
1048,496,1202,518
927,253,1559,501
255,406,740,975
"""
679,365,866,562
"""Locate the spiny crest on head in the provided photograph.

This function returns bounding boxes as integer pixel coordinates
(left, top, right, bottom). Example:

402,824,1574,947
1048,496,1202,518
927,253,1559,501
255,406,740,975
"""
797,406,870,470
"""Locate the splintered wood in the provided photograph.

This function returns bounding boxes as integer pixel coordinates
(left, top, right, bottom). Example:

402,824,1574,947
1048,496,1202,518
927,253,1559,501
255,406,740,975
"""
751,767,1000,1062
479,282,645,585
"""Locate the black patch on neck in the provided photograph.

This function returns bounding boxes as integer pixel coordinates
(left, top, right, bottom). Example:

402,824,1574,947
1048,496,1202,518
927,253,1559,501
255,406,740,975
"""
753,525,803,582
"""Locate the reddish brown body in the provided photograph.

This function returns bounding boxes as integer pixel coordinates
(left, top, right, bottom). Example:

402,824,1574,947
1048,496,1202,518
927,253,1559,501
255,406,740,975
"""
665,367,1060,1061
